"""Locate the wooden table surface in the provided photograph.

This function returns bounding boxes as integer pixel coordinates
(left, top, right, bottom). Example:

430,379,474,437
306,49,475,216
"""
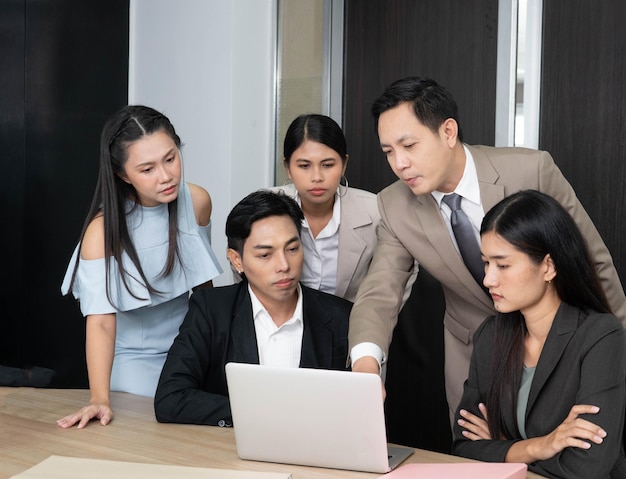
0,387,545,478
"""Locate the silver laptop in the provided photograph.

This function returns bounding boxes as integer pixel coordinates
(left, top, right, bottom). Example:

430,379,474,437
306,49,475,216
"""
225,362,413,473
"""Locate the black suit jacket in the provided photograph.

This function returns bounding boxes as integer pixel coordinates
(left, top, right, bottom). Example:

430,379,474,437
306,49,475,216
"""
154,281,352,426
452,303,626,478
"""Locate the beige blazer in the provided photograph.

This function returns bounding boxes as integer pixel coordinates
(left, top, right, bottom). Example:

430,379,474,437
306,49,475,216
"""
348,145,626,414
270,184,380,302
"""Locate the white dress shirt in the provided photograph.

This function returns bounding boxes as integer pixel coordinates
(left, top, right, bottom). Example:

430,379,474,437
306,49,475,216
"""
431,145,484,249
298,194,341,295
249,284,304,368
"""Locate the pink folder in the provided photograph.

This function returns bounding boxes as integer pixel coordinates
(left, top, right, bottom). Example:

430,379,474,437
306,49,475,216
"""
380,462,527,478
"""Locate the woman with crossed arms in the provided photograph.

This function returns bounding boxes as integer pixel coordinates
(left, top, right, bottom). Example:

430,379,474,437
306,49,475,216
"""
452,190,626,478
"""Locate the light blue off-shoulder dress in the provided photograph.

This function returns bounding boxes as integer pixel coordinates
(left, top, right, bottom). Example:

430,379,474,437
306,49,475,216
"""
61,182,223,397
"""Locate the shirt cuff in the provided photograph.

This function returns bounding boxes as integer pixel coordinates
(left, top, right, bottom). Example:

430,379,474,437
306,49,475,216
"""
350,342,385,371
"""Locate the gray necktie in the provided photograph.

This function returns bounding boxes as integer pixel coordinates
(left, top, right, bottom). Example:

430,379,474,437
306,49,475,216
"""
442,193,485,287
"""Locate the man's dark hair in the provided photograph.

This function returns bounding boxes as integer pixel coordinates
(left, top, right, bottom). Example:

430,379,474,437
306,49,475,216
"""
226,190,304,255
371,76,463,142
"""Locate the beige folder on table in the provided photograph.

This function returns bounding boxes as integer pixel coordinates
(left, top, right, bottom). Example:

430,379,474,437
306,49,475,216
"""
11,456,292,479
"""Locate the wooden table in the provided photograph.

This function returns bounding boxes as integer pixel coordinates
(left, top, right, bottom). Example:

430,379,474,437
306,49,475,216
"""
0,387,545,478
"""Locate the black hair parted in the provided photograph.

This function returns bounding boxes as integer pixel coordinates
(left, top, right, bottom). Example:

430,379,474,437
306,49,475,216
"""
283,113,347,163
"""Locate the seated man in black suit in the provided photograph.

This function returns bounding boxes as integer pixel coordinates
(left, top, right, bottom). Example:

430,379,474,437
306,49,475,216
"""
154,190,352,426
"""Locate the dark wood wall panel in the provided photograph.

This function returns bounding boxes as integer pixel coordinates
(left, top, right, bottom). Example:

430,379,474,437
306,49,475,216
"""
1,0,129,387
0,0,26,368
343,0,499,194
540,0,626,282
342,0,499,454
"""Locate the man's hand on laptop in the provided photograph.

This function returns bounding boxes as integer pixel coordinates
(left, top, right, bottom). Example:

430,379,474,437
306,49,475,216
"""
352,356,386,400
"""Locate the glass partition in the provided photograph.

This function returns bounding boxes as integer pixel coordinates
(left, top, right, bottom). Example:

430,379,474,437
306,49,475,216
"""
274,0,325,185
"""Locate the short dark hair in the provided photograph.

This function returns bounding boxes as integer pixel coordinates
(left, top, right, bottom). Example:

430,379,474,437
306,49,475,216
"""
226,190,304,256
371,76,463,142
283,113,347,163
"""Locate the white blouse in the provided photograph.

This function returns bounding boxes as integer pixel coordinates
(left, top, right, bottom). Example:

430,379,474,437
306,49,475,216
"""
298,194,341,295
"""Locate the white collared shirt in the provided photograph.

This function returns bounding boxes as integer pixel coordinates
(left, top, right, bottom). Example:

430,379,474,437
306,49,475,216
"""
249,284,304,368
297,194,341,295
431,145,485,251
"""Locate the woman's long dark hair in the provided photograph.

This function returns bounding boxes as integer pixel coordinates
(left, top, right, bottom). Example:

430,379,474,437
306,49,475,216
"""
480,190,610,440
67,105,183,305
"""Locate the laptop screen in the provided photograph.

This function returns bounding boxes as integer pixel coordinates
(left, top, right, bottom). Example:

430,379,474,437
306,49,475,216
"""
225,363,412,473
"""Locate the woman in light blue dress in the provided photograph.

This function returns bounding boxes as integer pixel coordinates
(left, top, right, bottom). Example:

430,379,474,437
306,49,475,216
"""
57,106,222,429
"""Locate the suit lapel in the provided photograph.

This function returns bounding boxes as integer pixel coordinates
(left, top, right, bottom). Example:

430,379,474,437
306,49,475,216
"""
299,287,333,368
470,145,505,213
416,193,459,269
227,284,260,364
335,192,371,298
526,303,579,414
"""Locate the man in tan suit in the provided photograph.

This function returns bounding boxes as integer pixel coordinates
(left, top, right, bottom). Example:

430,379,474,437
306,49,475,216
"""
348,76,626,419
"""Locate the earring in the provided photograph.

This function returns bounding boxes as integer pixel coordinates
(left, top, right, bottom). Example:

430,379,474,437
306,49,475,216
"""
337,176,349,197
546,279,552,284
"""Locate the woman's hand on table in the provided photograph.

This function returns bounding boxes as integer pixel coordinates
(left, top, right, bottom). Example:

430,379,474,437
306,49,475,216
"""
56,402,113,429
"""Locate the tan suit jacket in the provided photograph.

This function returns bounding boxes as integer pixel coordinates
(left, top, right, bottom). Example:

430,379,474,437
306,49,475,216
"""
270,184,380,302
349,145,626,414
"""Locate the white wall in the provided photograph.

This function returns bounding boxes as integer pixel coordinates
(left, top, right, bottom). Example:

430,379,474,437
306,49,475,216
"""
129,0,276,285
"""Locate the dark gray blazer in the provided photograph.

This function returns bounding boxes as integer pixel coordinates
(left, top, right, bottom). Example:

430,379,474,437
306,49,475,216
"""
154,281,351,426
452,302,626,479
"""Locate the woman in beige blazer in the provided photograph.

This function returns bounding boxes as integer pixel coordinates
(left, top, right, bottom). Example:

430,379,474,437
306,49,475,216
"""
271,114,380,302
